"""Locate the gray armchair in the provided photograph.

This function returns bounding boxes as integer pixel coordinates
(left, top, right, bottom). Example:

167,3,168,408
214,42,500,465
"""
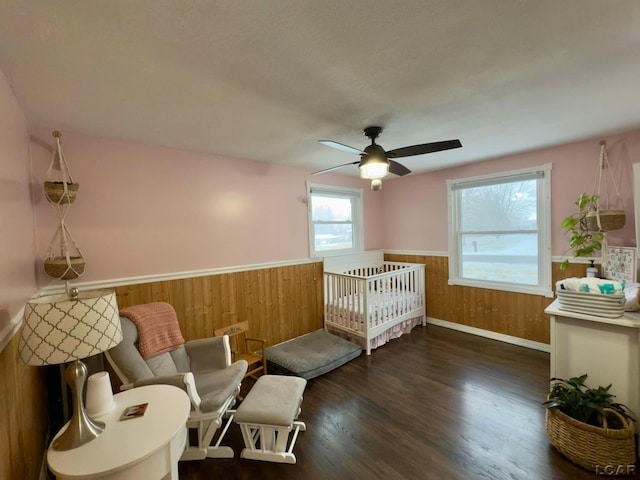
105,315,248,460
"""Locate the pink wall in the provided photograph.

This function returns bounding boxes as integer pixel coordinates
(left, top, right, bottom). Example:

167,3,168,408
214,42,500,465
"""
0,67,36,320
30,129,384,286
382,130,640,256
28,126,640,287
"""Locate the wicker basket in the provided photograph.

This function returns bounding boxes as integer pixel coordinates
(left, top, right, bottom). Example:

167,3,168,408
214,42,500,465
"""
44,181,79,204
586,210,626,232
44,256,85,280
545,406,636,472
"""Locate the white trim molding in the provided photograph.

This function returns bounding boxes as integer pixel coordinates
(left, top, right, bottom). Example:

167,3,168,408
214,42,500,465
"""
39,257,322,295
386,250,596,266
427,316,550,353
551,255,601,265
384,249,448,257
0,306,25,353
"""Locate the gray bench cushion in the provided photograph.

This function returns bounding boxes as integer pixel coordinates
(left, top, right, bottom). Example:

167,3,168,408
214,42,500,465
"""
235,375,306,426
266,330,361,380
195,360,248,413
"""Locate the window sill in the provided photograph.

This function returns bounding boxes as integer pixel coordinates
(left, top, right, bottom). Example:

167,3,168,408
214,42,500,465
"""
312,248,364,259
448,278,553,298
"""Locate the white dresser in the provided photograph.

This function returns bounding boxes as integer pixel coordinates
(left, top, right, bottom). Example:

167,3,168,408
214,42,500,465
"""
545,299,640,419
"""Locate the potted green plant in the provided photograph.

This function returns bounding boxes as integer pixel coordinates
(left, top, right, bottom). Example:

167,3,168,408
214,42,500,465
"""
560,193,605,270
543,374,636,472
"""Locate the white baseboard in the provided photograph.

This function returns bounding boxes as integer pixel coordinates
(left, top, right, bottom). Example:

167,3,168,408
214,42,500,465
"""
426,316,550,353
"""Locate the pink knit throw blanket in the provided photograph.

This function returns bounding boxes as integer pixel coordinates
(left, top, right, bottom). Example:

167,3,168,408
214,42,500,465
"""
120,302,185,359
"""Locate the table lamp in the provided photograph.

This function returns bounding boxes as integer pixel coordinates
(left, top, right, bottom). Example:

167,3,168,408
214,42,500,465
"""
19,288,122,450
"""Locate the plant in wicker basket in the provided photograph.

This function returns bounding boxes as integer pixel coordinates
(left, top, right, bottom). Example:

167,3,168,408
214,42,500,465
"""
543,374,636,473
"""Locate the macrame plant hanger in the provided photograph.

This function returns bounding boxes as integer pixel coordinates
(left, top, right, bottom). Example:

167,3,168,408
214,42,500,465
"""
588,140,626,270
43,131,85,292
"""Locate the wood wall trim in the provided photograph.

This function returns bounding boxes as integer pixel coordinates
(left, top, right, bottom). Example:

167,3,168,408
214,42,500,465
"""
0,330,49,480
102,253,589,349
112,261,324,346
385,253,587,345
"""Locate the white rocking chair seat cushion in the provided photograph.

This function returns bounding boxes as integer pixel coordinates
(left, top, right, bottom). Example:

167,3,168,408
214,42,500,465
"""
133,371,245,415
133,373,192,392
195,359,248,413
234,375,307,426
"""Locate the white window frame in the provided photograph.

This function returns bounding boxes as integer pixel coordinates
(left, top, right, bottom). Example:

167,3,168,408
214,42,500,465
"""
307,182,364,258
447,163,552,297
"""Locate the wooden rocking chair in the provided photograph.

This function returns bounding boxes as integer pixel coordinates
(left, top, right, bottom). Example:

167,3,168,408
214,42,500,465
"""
214,320,267,380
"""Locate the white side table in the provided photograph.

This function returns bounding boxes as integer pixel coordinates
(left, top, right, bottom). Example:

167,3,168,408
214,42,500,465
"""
48,384,190,480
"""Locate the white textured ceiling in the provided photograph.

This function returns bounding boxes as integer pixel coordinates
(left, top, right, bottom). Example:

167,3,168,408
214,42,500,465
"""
1,0,640,175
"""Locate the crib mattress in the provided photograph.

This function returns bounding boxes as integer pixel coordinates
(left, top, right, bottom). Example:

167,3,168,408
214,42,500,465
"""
327,290,419,325
265,330,361,380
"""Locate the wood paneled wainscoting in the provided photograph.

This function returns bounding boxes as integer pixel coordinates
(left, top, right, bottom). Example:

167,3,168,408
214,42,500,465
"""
112,261,324,347
0,332,49,480
385,253,587,346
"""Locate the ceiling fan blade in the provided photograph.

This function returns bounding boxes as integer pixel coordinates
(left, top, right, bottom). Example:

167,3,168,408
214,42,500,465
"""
387,139,462,158
318,140,366,155
388,160,412,176
311,161,360,175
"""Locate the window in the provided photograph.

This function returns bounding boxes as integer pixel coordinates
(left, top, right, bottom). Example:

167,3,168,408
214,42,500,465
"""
447,164,552,296
307,183,363,258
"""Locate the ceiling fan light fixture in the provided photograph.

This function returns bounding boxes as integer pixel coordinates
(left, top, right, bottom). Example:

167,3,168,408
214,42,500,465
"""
371,179,382,191
359,157,388,180
315,125,461,178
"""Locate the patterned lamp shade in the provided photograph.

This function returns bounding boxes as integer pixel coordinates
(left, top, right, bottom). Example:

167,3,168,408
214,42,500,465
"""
19,289,122,366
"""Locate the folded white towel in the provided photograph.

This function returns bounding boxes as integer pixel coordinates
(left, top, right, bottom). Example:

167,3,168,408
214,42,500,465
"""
625,283,640,311
556,277,625,295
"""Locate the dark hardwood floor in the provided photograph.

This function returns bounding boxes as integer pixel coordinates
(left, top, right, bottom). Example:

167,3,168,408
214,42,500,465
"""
178,325,622,479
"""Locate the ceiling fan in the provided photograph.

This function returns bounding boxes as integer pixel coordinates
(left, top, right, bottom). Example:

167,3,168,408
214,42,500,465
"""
313,126,462,190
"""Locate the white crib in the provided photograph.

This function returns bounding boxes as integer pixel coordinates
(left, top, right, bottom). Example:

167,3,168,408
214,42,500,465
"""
323,251,426,355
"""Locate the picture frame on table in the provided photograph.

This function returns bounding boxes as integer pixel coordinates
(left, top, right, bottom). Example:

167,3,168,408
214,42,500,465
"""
603,246,637,284
120,402,148,421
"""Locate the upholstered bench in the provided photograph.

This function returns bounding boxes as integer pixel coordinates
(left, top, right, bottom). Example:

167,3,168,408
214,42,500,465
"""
234,375,307,464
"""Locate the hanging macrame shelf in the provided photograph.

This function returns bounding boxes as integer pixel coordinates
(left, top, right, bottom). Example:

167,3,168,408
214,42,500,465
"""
586,140,625,232
43,130,85,281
